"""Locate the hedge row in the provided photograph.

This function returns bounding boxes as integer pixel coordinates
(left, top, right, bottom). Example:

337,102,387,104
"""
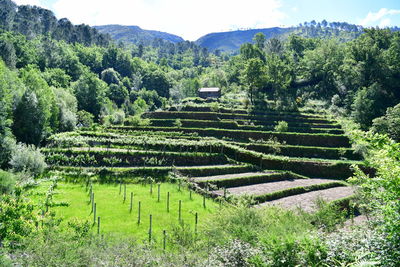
146,119,344,134
113,126,351,148
195,171,307,189
253,182,347,203
243,143,362,161
222,144,367,179
145,111,336,124
49,164,255,179
44,149,228,167
178,106,330,120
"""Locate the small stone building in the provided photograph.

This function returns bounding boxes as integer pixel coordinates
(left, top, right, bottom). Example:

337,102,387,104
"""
198,87,221,99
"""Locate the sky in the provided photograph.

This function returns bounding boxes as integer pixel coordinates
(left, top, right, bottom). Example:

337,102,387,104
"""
12,0,400,40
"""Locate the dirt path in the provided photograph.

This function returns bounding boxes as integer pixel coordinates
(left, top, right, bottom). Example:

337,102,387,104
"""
192,171,277,181
212,178,339,196
259,186,355,212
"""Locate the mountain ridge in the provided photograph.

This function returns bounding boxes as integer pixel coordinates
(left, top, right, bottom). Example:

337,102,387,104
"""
94,24,185,45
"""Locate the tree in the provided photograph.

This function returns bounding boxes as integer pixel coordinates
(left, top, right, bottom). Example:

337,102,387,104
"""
0,0,17,31
265,38,283,57
0,59,21,167
372,103,400,142
243,58,267,105
13,67,57,145
0,39,16,69
108,83,128,107
351,83,387,129
101,68,121,85
13,91,44,145
240,43,265,62
142,68,171,98
73,71,108,119
253,32,266,50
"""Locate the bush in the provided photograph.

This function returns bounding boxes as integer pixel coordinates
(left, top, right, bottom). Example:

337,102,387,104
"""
77,110,94,128
173,118,182,128
274,121,289,132
0,170,16,195
125,116,151,127
9,143,47,176
371,103,400,142
110,109,125,125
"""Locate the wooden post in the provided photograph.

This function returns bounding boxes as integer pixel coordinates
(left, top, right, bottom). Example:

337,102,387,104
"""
137,201,141,225
130,192,133,213
157,184,160,202
178,180,181,192
123,184,126,203
189,189,192,200
195,212,198,235
203,195,206,209
119,181,122,195
150,183,153,195
167,192,170,212
223,188,227,199
97,216,100,234
149,215,152,243
163,230,166,250
178,200,182,221
93,203,97,224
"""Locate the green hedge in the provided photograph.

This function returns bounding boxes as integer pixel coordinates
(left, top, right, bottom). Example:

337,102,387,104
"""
253,182,347,203
44,149,228,167
113,126,351,148
195,171,305,188
145,111,336,124
243,144,362,161
146,119,343,134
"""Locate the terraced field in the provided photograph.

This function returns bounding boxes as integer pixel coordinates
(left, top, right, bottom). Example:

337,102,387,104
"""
44,105,367,213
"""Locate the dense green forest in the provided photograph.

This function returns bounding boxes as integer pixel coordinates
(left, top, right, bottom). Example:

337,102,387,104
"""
1,0,400,266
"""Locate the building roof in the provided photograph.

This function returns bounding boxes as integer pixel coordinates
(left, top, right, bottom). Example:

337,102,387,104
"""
198,87,220,93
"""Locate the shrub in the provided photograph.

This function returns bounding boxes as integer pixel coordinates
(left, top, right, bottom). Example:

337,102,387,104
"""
371,103,400,142
0,170,16,195
77,110,94,128
274,121,288,132
9,143,47,176
110,109,125,125
125,116,151,127
173,118,182,128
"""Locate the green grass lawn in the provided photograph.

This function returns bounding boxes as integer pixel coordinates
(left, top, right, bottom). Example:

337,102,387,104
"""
28,180,219,243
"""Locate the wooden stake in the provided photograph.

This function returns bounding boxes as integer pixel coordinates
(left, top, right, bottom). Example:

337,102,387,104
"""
93,203,96,224
150,183,153,195
123,184,126,203
203,195,206,209
195,212,198,235
178,200,182,221
157,184,161,202
149,215,152,243
163,230,167,250
130,192,133,213
138,201,141,225
97,216,100,234
167,192,170,212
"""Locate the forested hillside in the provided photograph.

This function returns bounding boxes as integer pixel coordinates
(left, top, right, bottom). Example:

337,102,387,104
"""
196,20,400,52
94,25,185,45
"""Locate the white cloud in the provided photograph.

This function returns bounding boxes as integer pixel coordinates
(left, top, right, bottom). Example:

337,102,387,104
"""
51,0,286,40
13,0,46,7
379,18,391,28
360,8,400,27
